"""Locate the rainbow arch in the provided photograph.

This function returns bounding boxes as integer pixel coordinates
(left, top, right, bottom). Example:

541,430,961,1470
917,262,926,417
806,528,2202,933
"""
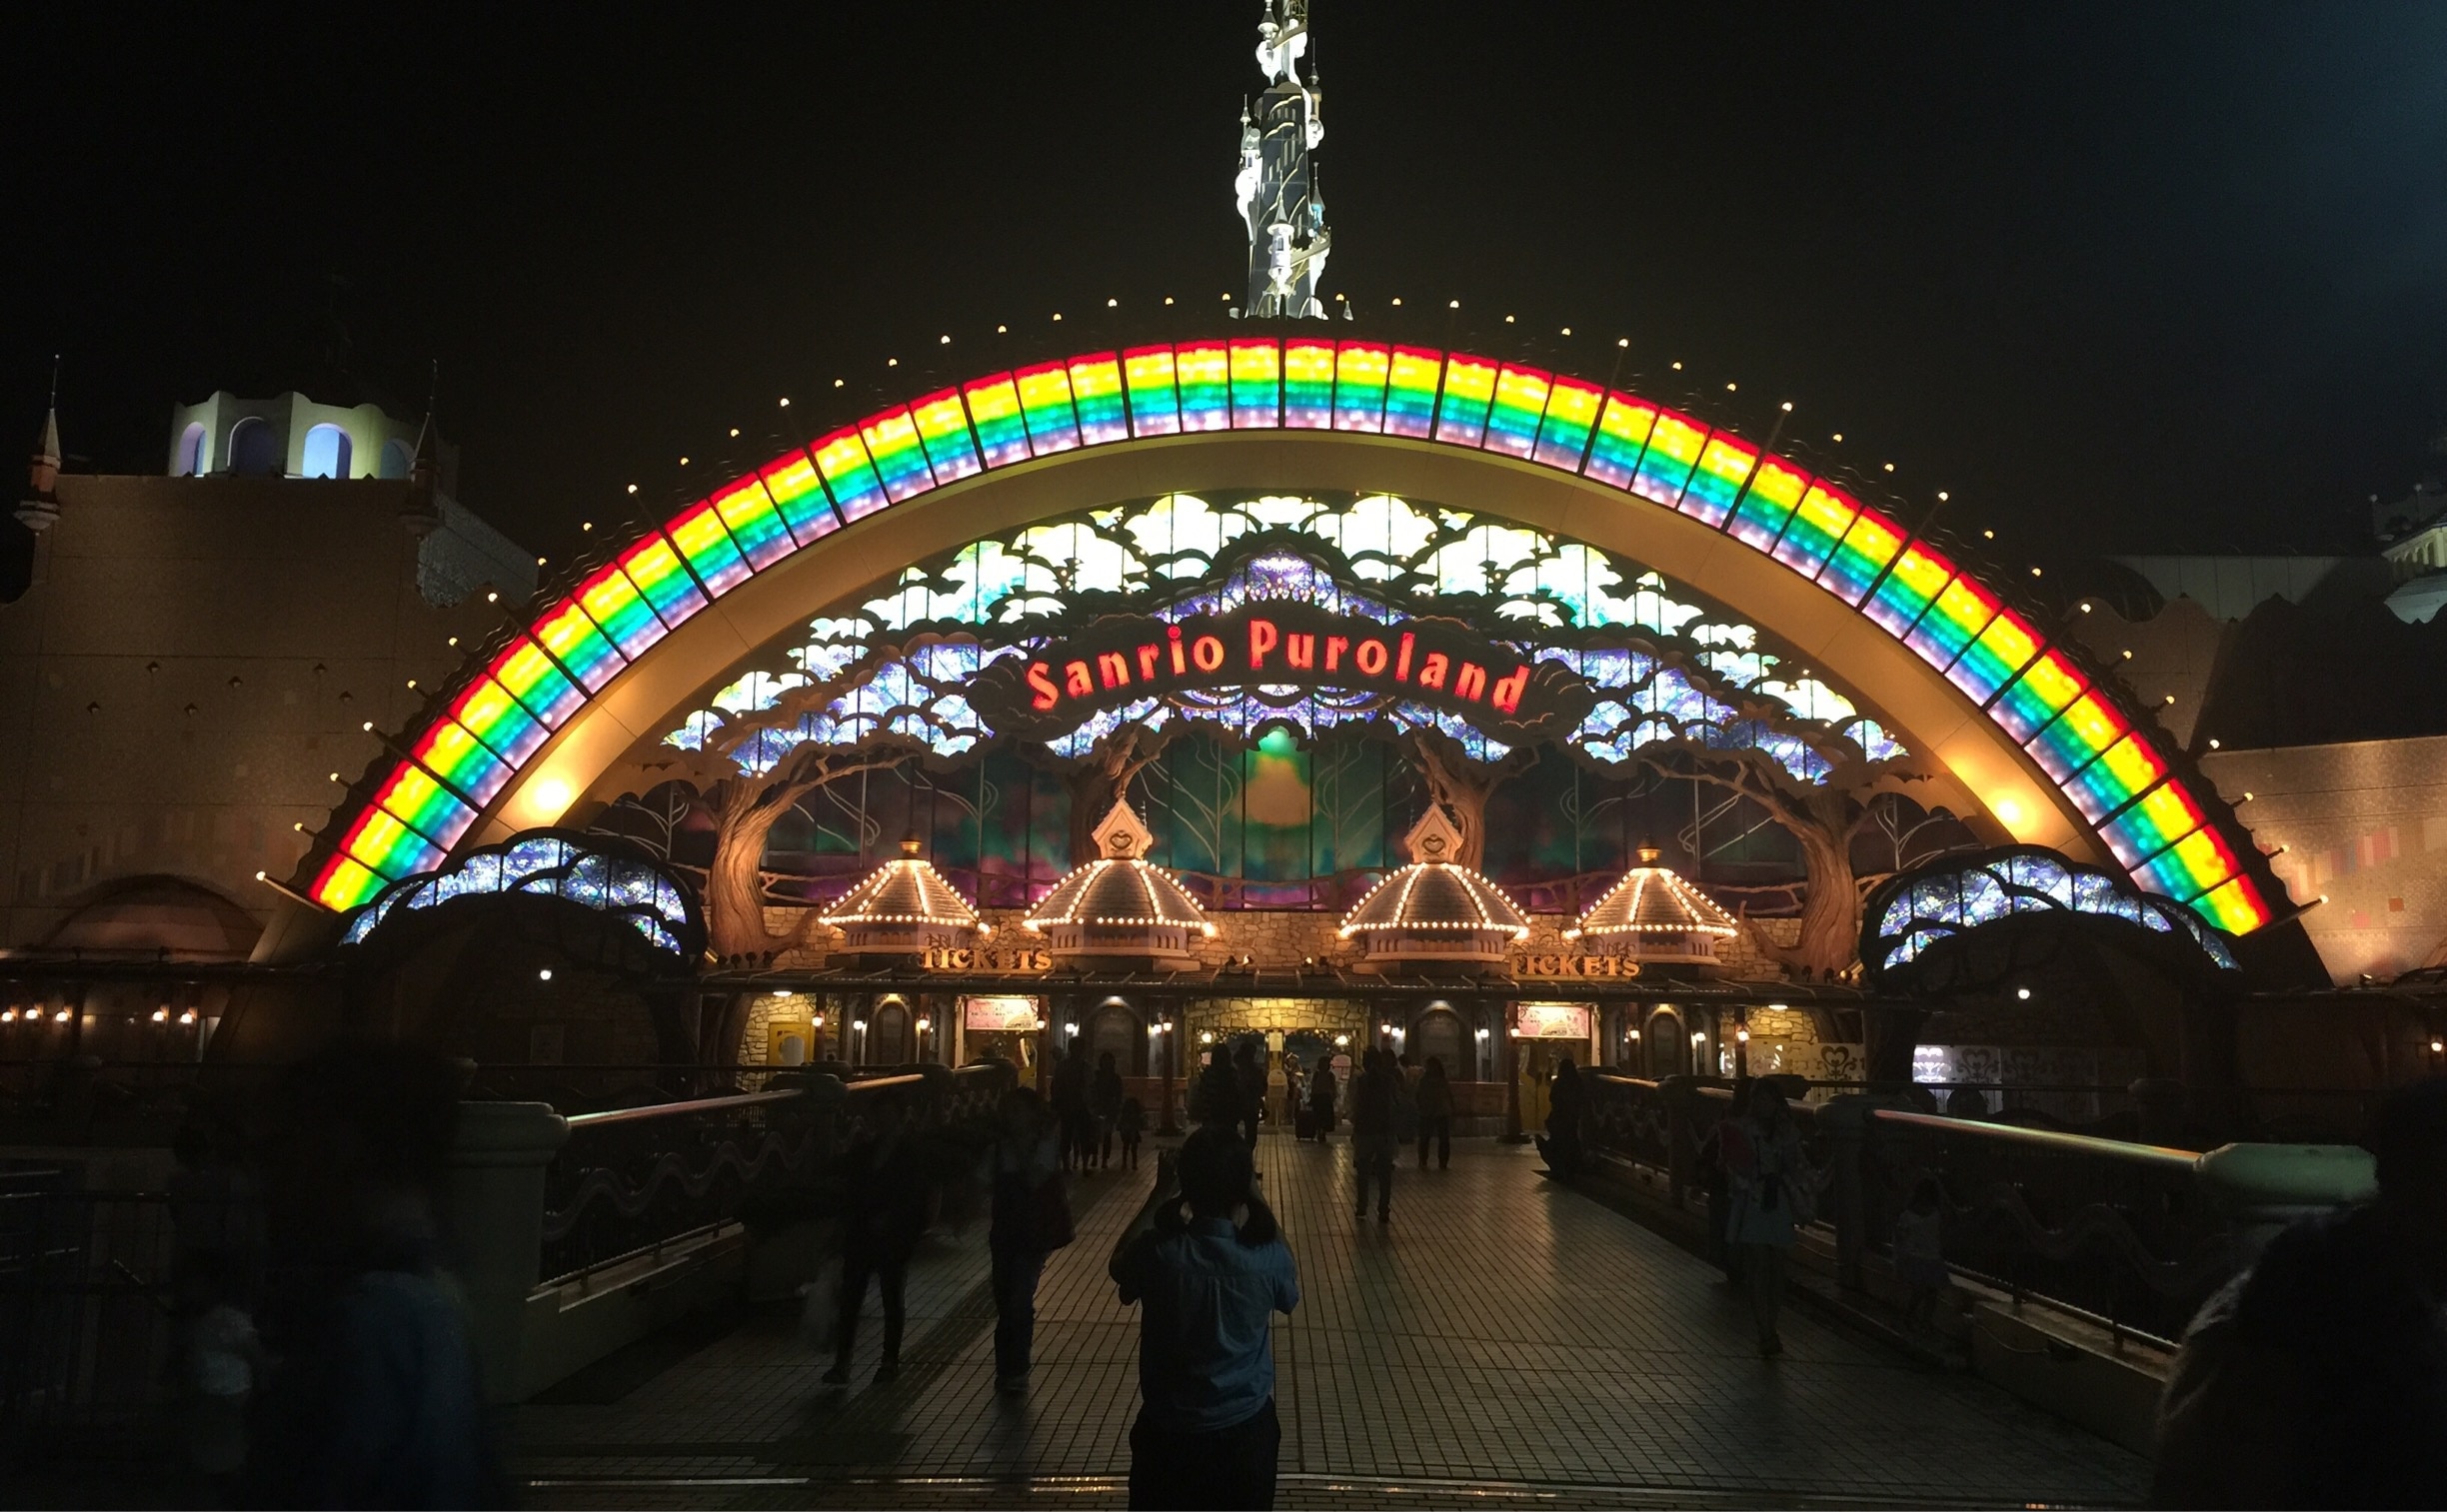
303,337,2279,937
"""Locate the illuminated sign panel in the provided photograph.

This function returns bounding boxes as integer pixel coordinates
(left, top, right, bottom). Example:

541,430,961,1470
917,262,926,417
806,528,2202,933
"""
963,604,1592,745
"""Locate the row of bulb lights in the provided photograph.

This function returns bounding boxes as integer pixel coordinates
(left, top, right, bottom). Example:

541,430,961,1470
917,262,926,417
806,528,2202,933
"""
1,1005,195,1024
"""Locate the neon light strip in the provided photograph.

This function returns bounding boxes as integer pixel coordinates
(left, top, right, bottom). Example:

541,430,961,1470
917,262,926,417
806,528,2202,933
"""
1068,355,1129,446
708,477,795,570
1728,459,1809,555
1333,343,1389,433
1483,366,1551,460
665,497,752,596
319,337,2269,934
1681,435,1757,529
757,451,840,544
1176,343,1229,432
1228,340,1279,429
1534,377,1602,470
1283,340,1335,429
490,639,584,729
1584,394,1657,491
909,390,982,484
533,602,625,693
1013,363,1081,454
1630,410,1707,510
962,375,1032,468
1814,506,1906,607
1123,348,1182,437
859,408,935,504
1433,355,1496,446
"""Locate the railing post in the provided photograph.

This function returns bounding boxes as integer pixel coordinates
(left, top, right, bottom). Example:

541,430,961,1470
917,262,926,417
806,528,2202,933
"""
1659,1075,1696,1204
1816,1094,1882,1292
2194,1141,2376,1266
443,1100,570,1404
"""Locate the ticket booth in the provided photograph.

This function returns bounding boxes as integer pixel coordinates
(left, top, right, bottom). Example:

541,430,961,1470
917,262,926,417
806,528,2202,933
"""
1513,1001,1594,1132
962,995,1046,1086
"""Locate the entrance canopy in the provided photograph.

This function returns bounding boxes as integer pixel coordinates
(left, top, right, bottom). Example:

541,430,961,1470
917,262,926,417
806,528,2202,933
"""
299,338,2281,938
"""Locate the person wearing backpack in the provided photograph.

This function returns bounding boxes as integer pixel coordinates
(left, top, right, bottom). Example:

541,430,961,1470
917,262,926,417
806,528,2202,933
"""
987,1087,1071,1395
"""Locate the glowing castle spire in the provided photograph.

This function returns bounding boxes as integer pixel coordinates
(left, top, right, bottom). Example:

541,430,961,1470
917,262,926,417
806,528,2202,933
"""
1236,1,1333,320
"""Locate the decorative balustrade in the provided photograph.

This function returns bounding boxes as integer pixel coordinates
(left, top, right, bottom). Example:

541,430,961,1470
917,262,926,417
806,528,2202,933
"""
535,1063,1014,1287
1577,1073,2375,1349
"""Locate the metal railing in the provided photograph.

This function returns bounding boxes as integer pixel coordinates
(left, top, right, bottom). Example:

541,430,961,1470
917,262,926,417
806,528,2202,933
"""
0,1173,183,1455
1575,1073,2330,1349
1860,1107,2224,1345
535,1062,1014,1288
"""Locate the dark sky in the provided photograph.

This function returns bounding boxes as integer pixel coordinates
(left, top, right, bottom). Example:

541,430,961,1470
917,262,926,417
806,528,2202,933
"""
14,3,2447,567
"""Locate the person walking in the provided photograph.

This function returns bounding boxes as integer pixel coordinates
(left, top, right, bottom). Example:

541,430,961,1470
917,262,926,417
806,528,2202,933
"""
1414,1055,1454,1170
1306,1057,1337,1145
1091,1050,1127,1170
826,1100,929,1385
1534,1056,1587,1178
1719,1081,1815,1358
1110,1126,1299,1510
1051,1048,1092,1174
244,1042,509,1509
1280,1054,1304,1139
1195,1045,1241,1131
988,1087,1071,1395
1350,1048,1398,1224
2155,1077,2447,1508
1116,1096,1147,1170
1234,1041,1268,1148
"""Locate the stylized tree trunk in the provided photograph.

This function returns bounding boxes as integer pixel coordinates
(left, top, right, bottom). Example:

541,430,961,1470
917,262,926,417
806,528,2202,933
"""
1065,727,1168,865
1405,735,1524,870
703,747,913,960
1678,757,1870,981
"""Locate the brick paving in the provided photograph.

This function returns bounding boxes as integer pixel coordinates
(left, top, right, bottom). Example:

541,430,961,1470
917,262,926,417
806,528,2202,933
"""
516,1135,2150,1508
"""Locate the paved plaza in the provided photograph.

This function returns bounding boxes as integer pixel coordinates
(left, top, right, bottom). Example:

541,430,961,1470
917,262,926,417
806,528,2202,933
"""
514,1134,2150,1508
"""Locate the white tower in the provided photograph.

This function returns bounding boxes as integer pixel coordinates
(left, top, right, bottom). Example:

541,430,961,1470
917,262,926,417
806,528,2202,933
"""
1238,0,1332,320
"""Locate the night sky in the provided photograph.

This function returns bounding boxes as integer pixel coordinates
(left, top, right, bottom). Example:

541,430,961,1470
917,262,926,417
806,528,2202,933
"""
14,3,2446,569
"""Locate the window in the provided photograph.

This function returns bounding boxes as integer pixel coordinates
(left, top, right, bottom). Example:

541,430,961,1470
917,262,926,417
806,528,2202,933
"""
175,423,206,476
301,423,353,480
378,438,415,480
228,418,279,477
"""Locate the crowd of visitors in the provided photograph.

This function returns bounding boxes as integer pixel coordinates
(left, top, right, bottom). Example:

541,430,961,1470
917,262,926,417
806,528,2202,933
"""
139,1020,2447,1511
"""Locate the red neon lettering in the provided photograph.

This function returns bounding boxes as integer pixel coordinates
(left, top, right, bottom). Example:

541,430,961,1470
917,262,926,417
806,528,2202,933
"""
1355,639,1389,676
1491,664,1530,714
1028,662,1060,711
1096,651,1131,690
1065,661,1096,698
1324,636,1349,671
1168,624,1187,674
1286,634,1314,670
1396,632,1414,681
1416,652,1449,691
1454,663,1487,701
1247,617,1279,671
1191,635,1226,673
1137,644,1164,681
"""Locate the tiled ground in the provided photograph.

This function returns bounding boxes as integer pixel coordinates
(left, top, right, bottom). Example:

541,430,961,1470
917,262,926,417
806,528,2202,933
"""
517,1135,2149,1508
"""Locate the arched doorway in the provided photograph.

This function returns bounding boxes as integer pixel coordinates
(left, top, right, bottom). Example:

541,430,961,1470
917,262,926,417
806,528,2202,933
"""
378,437,415,479
176,423,206,476
228,417,279,477
1414,1006,1465,1080
1088,1002,1139,1076
301,423,353,479
866,998,910,1065
1641,1007,1690,1078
